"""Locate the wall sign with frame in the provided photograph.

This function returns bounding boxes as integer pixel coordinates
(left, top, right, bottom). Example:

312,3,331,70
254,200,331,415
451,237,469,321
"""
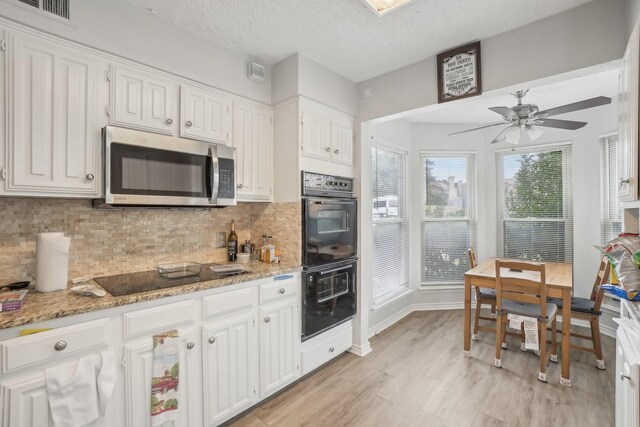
437,41,482,103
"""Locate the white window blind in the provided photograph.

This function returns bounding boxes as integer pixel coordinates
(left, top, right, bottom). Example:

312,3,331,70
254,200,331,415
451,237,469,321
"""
421,153,477,284
600,133,622,244
371,142,409,305
496,143,573,262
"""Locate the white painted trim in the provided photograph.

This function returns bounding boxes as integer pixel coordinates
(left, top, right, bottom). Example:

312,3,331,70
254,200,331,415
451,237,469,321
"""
419,284,465,292
371,288,413,311
368,304,413,337
413,302,465,311
495,140,573,153
348,343,373,357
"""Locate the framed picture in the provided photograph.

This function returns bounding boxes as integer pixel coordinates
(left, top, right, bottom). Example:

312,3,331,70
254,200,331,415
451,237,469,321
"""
437,41,482,103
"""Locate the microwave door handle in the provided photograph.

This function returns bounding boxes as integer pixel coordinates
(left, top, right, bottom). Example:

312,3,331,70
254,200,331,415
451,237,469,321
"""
313,201,355,206
210,148,219,204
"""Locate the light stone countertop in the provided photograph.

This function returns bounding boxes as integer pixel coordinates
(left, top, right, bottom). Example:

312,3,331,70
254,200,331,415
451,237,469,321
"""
0,262,301,330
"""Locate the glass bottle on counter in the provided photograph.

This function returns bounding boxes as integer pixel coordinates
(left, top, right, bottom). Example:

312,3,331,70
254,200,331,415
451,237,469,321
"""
227,220,238,262
260,235,268,262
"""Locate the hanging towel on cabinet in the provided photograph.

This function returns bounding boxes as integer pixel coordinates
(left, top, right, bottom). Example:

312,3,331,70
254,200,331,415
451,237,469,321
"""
151,330,180,426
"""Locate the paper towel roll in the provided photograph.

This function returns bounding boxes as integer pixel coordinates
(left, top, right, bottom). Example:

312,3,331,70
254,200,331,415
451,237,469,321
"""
36,232,71,292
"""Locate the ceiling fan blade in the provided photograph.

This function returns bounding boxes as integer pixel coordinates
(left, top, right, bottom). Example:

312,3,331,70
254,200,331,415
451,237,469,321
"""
537,96,611,117
535,118,588,130
488,106,516,119
448,122,507,136
490,126,511,144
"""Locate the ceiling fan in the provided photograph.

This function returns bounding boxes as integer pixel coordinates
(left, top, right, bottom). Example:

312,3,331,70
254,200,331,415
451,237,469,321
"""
449,90,612,144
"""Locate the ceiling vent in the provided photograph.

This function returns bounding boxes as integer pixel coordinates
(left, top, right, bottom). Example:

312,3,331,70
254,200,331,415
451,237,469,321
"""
16,0,70,20
247,62,265,83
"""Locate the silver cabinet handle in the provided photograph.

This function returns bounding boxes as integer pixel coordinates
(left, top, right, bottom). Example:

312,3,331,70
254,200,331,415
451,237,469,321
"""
279,288,285,294
325,146,331,152
329,347,335,353
186,341,195,350
264,317,271,323
621,372,632,381
166,118,173,125
208,337,216,344
185,120,193,127
54,341,67,351
86,173,95,181
334,149,340,154
237,183,243,189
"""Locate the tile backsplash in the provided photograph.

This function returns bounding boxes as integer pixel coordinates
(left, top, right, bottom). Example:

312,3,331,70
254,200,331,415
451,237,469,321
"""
0,198,301,286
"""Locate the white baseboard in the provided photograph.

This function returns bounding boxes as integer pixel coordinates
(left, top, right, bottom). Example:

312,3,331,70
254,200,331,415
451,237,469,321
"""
368,305,413,338
348,342,372,357
413,301,465,311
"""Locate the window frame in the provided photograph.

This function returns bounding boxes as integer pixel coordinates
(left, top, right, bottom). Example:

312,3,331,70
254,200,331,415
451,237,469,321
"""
599,132,622,245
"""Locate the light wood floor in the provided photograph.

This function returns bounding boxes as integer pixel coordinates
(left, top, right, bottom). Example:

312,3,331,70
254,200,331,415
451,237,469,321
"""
229,310,615,427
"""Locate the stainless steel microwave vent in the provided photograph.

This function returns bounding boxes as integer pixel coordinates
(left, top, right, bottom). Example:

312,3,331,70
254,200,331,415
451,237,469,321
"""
17,0,70,19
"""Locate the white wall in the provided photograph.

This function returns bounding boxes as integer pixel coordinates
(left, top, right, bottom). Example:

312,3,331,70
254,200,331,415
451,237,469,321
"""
0,0,271,104
356,0,626,122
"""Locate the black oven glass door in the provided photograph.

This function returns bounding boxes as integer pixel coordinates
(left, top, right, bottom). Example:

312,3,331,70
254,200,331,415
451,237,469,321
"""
303,197,357,265
303,261,357,340
110,143,210,198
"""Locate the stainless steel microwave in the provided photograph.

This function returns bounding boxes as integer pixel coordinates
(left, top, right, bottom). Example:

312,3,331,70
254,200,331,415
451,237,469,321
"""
103,126,236,207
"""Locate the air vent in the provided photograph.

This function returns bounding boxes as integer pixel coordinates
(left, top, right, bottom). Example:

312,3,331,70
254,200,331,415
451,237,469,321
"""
16,0,70,20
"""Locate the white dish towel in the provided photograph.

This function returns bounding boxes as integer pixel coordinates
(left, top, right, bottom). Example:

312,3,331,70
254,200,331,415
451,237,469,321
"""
45,350,116,427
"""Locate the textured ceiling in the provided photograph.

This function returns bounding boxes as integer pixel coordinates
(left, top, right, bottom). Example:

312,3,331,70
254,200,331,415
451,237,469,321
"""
403,69,618,124
123,0,594,83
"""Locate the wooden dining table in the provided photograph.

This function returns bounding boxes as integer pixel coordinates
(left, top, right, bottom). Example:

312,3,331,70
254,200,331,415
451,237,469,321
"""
463,258,573,386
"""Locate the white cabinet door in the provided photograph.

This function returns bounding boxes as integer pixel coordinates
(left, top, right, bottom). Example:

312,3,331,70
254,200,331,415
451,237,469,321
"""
5,32,100,197
301,110,331,161
180,84,232,144
0,371,54,427
330,121,354,166
259,298,300,398
618,22,640,202
124,328,199,427
234,100,273,201
111,65,179,135
616,326,640,427
202,311,258,426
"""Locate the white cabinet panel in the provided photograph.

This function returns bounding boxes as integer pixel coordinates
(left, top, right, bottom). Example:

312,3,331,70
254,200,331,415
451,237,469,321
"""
234,100,273,201
301,110,331,161
202,311,258,426
616,326,640,427
6,32,100,197
180,84,232,144
0,371,54,427
259,298,300,398
330,121,354,166
111,65,179,135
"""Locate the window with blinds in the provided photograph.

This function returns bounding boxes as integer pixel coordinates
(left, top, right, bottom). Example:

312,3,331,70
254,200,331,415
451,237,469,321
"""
496,143,573,262
371,142,409,305
600,133,622,244
421,152,477,284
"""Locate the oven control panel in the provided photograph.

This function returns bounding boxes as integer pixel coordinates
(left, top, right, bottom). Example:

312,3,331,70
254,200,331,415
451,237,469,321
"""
302,171,355,197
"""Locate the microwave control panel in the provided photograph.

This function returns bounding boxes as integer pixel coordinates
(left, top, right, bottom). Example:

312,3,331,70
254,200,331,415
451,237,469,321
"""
302,171,355,197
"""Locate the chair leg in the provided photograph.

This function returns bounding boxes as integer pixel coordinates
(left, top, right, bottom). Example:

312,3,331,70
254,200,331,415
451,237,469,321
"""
538,322,547,383
501,316,508,349
472,299,482,341
520,323,526,352
490,304,497,318
494,314,503,368
591,317,605,370
550,318,558,363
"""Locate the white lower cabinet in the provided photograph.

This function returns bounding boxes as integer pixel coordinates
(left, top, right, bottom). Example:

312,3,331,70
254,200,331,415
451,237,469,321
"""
301,320,352,376
0,371,54,427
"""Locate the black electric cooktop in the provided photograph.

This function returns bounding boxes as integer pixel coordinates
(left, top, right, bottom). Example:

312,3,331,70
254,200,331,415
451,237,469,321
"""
94,263,248,296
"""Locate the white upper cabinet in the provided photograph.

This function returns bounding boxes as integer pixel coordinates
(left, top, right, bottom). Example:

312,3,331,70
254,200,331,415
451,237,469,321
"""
330,120,354,165
301,109,332,161
300,100,354,167
110,64,179,135
234,100,273,201
618,21,640,202
180,84,232,145
3,30,102,197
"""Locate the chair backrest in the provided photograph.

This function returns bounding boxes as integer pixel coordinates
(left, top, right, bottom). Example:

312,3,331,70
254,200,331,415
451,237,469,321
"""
591,257,611,312
468,248,482,295
495,259,548,320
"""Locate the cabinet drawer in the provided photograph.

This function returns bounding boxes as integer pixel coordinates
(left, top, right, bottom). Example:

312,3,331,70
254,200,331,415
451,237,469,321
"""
203,286,256,319
259,275,298,304
123,300,195,340
0,318,109,374
301,322,352,376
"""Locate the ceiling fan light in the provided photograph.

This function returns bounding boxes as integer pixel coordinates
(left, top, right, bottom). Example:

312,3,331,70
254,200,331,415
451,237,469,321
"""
504,126,521,145
527,126,543,141
361,0,413,16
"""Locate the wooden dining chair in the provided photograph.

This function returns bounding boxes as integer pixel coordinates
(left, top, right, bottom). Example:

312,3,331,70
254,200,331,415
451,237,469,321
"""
468,248,497,340
494,259,558,383
548,257,611,369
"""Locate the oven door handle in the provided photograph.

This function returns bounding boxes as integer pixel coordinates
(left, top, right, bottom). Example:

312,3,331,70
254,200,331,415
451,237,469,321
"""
312,201,355,206
319,264,354,275
317,287,350,303
209,146,219,205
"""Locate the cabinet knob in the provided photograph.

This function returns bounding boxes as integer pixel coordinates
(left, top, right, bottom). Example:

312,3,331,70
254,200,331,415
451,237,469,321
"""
208,337,216,344
85,173,95,181
186,341,195,350
621,372,631,381
165,118,173,125
237,183,243,189
329,347,335,353
54,341,67,351
264,317,271,323
325,147,331,152
279,288,285,294
334,149,340,155
185,120,193,128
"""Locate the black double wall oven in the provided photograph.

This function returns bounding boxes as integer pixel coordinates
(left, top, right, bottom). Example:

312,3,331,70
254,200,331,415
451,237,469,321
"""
301,171,357,341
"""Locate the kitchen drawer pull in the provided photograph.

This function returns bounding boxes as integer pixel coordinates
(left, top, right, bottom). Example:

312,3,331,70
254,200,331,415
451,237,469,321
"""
165,118,173,125
264,317,271,323
85,173,95,181
208,337,216,344
334,149,340,154
279,288,286,294
325,146,331,152
186,341,195,350
237,183,243,189
329,347,335,353
621,372,631,381
54,341,67,351
185,120,193,128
